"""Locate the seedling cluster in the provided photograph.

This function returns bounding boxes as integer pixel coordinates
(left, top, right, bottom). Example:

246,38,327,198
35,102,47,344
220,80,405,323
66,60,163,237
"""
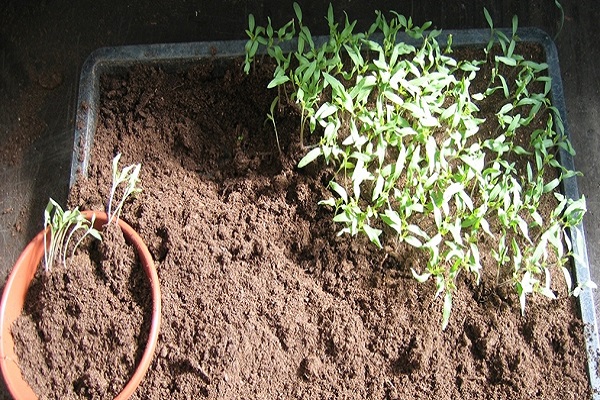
107,153,142,224
43,154,142,272
244,4,590,328
43,199,101,272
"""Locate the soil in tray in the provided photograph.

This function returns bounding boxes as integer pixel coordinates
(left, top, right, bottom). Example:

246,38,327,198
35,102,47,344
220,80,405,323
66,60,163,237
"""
60,44,591,399
12,222,152,399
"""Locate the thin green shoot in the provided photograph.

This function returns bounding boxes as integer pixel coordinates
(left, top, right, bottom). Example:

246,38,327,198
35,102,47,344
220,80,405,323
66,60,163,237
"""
266,96,282,155
43,198,102,272
107,153,142,224
553,0,565,40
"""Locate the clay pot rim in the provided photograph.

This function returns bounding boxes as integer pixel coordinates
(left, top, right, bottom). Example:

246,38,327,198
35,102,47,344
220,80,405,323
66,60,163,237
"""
0,210,161,400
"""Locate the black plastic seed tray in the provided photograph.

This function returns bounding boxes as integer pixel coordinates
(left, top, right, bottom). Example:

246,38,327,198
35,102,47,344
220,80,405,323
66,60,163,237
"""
70,28,599,398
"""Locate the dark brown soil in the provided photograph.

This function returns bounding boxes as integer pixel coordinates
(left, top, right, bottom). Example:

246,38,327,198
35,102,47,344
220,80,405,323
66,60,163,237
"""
13,44,592,399
12,223,152,399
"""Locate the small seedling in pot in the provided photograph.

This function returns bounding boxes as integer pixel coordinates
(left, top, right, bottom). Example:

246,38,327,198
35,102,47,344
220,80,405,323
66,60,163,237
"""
43,199,101,272
42,153,142,272
107,153,142,224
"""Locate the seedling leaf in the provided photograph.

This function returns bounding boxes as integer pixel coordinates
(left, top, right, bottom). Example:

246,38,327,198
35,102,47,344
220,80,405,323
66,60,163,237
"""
298,147,322,168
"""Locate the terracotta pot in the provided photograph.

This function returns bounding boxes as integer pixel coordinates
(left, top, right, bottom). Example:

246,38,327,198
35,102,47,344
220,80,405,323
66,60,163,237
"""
0,211,161,399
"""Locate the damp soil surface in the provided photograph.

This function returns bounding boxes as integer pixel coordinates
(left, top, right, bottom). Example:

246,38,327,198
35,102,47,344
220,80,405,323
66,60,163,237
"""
12,223,152,399
13,44,592,399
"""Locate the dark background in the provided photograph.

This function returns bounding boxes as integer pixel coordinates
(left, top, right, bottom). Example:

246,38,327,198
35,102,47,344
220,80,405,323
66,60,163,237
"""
0,1,598,396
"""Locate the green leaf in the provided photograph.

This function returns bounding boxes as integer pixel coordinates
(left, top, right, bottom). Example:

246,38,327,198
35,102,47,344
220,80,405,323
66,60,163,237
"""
499,75,509,98
474,92,486,102
498,103,514,115
315,103,338,120
538,286,556,300
507,39,516,59
344,44,364,69
363,225,383,248
88,227,103,241
352,160,374,199
333,215,352,227
483,8,494,30
440,103,458,122
327,3,334,27
411,268,431,283
443,182,464,203
248,14,255,32
516,216,530,242
381,209,402,234
112,152,122,179
424,233,442,249
564,196,587,219
323,72,345,95
329,181,348,203
426,136,437,173
405,235,423,248
267,74,290,89
513,145,531,156
402,102,425,119
293,2,302,21
298,147,322,168
518,271,537,315
318,198,336,207
372,175,385,202
383,90,404,106
543,178,560,194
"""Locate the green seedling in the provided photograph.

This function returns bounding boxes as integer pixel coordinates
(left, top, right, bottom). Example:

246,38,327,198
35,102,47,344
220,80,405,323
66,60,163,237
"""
43,199,102,272
107,153,142,224
245,4,590,329
266,96,282,155
553,0,565,40
42,154,142,272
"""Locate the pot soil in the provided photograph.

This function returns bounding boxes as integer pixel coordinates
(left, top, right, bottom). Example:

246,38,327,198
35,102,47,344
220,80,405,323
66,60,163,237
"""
63,39,591,398
4,212,160,399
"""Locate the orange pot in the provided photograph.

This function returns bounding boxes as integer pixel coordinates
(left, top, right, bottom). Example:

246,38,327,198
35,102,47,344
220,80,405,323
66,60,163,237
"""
0,211,161,399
